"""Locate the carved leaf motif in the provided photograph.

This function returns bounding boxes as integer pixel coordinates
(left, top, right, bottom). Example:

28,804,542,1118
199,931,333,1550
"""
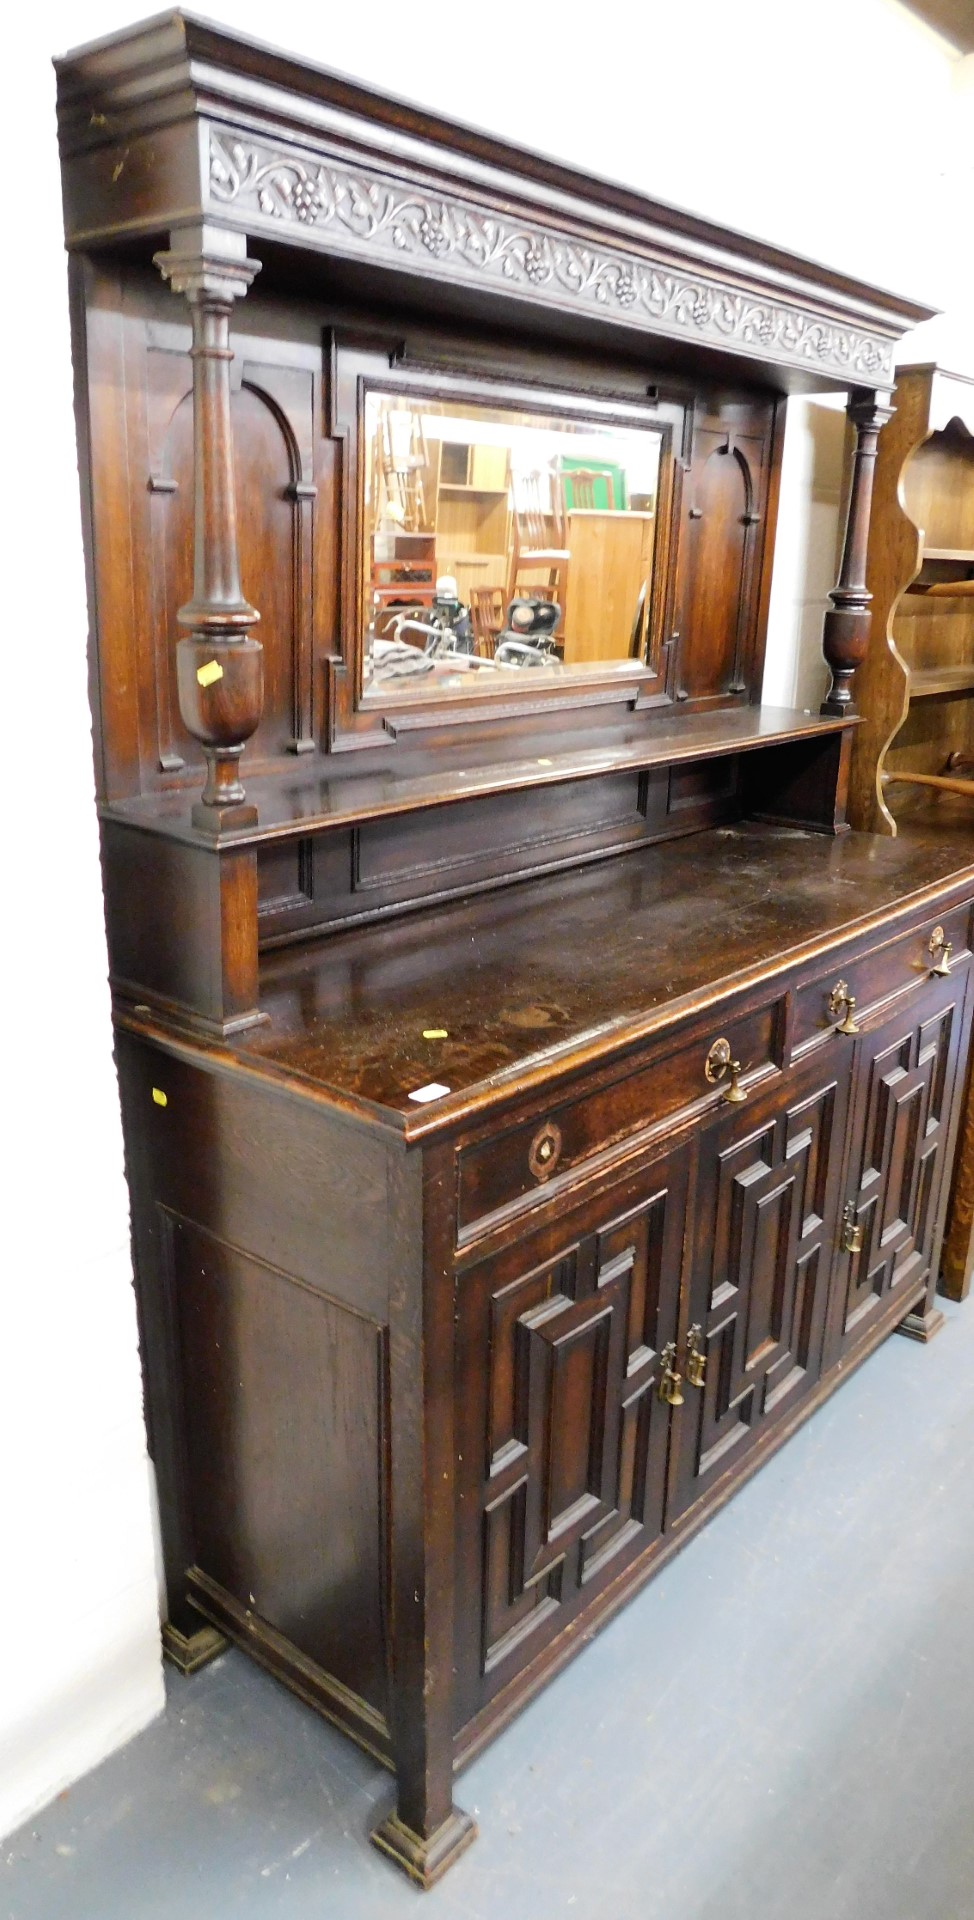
207,132,892,382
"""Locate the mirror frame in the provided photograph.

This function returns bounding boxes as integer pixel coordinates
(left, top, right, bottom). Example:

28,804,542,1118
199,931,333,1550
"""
326,327,687,748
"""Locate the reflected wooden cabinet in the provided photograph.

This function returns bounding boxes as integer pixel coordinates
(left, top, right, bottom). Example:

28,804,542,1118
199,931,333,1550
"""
562,511,656,664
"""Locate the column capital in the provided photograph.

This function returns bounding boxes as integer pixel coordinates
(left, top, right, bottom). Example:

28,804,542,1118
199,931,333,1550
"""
154,225,261,305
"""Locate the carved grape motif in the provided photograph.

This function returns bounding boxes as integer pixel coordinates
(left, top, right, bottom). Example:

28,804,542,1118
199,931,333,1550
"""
521,240,552,285
418,215,450,256
290,176,328,224
206,132,894,383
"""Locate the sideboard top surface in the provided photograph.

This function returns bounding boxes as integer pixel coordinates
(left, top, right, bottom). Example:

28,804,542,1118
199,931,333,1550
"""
130,822,974,1135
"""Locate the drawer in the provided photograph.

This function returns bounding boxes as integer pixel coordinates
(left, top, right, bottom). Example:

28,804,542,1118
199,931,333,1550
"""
792,903,972,1055
456,1001,781,1242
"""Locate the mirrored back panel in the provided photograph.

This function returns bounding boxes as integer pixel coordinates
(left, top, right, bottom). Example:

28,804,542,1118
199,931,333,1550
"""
361,388,665,699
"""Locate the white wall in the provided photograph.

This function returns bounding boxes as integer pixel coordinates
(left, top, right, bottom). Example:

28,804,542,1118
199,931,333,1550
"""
1,0,967,1840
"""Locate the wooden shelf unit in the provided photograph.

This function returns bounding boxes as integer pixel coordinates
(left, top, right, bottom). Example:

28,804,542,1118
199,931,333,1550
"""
850,364,974,840
848,363,974,1307
908,665,974,698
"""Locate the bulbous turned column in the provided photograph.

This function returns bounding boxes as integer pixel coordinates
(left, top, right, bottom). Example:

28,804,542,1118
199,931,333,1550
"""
154,225,263,831
820,387,895,717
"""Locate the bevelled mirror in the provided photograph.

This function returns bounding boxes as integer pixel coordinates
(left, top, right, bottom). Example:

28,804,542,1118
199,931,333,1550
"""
356,377,674,705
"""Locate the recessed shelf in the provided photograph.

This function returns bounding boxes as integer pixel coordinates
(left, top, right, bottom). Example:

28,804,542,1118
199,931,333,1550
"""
104,705,856,848
909,665,974,698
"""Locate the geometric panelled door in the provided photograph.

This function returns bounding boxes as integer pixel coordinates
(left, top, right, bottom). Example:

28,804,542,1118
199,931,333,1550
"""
667,1059,851,1526
455,987,968,1722
453,1148,687,1725
830,976,968,1358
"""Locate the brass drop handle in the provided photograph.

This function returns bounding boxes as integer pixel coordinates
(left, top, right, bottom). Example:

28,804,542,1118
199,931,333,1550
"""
828,981,860,1035
658,1343,684,1407
929,927,952,977
705,1037,748,1103
686,1324,707,1389
841,1200,864,1255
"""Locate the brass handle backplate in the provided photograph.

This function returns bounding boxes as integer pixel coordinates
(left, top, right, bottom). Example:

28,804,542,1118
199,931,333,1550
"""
705,1037,747,1103
528,1120,562,1182
929,927,952,976
658,1343,684,1407
686,1324,707,1389
841,1201,864,1255
828,981,860,1035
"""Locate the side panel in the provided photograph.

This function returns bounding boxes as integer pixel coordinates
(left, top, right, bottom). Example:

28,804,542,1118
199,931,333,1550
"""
116,1030,394,1737
167,1213,388,1708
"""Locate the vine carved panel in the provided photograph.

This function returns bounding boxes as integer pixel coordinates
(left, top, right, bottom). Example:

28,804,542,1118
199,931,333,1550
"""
207,130,893,384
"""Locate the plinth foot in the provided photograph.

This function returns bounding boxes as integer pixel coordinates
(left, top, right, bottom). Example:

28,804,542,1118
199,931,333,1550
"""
370,1806,477,1888
895,1304,946,1344
162,1620,228,1674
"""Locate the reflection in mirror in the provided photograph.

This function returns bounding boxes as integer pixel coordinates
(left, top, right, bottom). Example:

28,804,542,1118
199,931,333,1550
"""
361,390,663,696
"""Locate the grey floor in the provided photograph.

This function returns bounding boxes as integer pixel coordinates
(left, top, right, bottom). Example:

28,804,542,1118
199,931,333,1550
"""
7,1302,974,1920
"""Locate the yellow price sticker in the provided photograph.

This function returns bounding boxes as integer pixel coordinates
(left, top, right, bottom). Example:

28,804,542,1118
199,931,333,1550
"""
151,1087,168,1107
196,659,224,688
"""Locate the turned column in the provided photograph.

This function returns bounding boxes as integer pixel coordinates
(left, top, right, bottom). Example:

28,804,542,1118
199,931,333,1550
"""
820,387,894,717
154,225,263,831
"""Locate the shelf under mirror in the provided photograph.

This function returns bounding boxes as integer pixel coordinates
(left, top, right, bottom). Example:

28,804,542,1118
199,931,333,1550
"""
104,706,854,846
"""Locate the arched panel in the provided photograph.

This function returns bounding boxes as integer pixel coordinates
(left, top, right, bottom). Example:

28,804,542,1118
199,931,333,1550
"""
153,381,301,773
678,440,751,701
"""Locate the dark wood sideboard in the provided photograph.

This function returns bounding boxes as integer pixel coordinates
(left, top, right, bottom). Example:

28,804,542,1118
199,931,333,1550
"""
55,14,974,1886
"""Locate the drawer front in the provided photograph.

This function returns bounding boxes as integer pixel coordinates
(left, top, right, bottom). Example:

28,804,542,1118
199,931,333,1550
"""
792,903,972,1056
456,1001,780,1242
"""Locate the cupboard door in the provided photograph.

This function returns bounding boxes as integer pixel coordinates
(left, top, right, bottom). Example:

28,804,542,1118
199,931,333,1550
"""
453,1144,689,1725
668,1055,851,1526
826,965,973,1362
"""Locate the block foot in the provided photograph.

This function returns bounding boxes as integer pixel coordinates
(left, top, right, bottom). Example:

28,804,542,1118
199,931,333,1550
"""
162,1620,229,1674
370,1806,477,1888
895,1304,946,1344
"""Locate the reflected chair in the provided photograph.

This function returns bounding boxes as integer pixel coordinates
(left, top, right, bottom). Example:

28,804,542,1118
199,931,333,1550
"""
379,409,430,530
508,470,570,616
629,580,649,661
469,586,505,657
557,467,617,513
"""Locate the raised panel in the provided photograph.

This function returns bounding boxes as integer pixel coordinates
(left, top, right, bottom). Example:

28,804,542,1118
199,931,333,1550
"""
669,1059,850,1522
150,375,302,766
130,288,326,790
829,971,973,1356
454,1150,687,1722
675,415,767,703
